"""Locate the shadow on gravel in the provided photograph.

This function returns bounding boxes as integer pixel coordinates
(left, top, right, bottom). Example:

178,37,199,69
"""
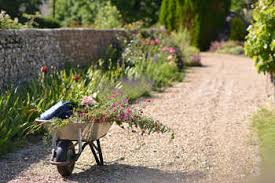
0,143,50,183
67,163,205,183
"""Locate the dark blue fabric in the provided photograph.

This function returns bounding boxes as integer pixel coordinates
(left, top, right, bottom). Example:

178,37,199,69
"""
40,101,73,120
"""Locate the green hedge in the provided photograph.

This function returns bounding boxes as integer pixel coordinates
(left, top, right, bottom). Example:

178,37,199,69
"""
24,14,61,28
32,16,61,28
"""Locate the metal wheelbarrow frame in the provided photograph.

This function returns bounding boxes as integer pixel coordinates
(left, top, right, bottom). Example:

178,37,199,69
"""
35,119,112,177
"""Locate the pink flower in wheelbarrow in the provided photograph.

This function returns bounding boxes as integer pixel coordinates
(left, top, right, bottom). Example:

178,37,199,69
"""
169,47,176,54
40,65,48,74
81,96,97,106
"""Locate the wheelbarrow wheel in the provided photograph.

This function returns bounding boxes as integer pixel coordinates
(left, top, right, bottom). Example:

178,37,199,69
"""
55,140,75,177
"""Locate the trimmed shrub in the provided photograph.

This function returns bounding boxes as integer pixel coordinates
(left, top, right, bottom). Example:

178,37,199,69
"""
32,16,61,28
159,0,180,31
23,14,61,28
110,0,162,26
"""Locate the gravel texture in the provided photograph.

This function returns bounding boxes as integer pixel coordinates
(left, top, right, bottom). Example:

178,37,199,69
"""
0,53,269,183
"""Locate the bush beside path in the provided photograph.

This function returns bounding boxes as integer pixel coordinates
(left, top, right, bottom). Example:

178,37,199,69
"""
0,53,268,183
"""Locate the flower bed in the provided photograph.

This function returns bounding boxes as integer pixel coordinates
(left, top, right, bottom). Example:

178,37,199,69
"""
0,29,186,155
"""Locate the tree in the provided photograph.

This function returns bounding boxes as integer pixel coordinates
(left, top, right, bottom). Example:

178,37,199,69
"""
0,0,43,20
197,0,231,50
159,0,179,31
53,0,161,27
159,0,231,50
54,0,102,26
111,0,162,26
52,0,56,18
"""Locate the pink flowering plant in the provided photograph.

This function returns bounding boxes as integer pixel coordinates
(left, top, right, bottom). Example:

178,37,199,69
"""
136,30,183,69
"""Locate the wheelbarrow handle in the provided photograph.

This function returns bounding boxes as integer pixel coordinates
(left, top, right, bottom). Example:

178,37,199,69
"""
35,119,52,123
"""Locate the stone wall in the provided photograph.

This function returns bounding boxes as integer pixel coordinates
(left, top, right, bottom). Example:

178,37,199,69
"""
0,29,125,90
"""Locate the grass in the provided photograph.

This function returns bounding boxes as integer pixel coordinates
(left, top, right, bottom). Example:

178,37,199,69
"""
251,108,275,178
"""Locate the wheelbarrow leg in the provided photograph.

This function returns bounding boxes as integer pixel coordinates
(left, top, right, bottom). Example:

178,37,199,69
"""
96,140,104,165
89,139,104,166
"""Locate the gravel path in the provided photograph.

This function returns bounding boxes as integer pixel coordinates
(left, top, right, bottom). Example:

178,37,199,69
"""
0,53,269,183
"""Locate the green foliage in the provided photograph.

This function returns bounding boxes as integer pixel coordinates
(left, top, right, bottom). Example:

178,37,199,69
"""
0,11,23,29
24,13,61,28
159,0,180,31
231,0,246,13
229,17,246,41
0,11,61,29
210,41,244,55
32,16,61,28
54,0,160,27
196,0,231,50
111,0,162,26
54,0,123,28
0,0,42,20
252,108,275,172
54,0,102,26
159,0,231,50
0,67,116,155
144,61,183,90
170,30,200,65
218,46,244,55
244,0,275,73
230,0,257,22
94,1,123,29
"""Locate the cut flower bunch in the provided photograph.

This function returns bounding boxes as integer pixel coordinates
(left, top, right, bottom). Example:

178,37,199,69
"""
52,91,174,138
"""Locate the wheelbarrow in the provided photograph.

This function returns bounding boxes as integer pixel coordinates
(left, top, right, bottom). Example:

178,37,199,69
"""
35,119,112,177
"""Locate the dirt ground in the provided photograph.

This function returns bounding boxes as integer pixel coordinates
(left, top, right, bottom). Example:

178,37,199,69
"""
0,53,269,183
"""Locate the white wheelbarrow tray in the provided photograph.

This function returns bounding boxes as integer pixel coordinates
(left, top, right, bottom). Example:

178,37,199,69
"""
35,119,112,142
